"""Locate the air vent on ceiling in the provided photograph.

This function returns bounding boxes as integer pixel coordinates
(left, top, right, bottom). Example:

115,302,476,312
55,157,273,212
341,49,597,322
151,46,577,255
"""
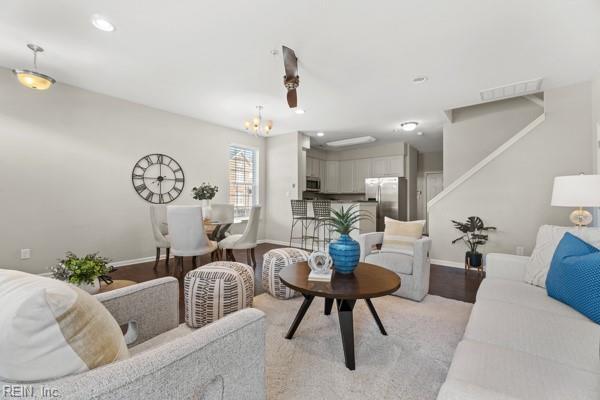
480,78,543,102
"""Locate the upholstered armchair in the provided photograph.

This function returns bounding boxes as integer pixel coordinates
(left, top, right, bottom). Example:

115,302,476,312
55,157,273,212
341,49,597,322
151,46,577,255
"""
359,232,432,301
0,277,266,400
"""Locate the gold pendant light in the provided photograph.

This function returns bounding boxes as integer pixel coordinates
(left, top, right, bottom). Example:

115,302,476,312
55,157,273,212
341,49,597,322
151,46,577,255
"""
244,105,273,136
12,44,56,90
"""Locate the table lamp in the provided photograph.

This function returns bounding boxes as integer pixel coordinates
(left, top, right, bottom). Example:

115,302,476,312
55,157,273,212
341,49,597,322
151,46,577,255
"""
551,174,600,226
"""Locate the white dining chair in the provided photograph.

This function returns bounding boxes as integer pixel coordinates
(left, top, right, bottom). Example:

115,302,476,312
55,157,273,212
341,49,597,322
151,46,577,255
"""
166,205,218,275
210,204,235,238
218,206,261,269
150,205,171,271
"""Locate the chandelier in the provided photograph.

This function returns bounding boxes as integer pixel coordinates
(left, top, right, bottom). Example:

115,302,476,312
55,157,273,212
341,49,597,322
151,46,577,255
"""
244,106,273,135
12,44,56,91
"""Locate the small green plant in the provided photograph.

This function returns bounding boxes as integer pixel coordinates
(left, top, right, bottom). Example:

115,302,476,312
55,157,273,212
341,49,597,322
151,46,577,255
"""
325,204,372,235
191,182,219,200
451,216,496,253
50,252,111,285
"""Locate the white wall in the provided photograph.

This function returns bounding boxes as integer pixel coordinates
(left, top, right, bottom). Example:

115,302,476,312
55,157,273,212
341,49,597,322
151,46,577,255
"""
429,82,593,264
0,69,266,274
443,96,543,186
264,132,301,243
592,73,600,225
416,152,443,220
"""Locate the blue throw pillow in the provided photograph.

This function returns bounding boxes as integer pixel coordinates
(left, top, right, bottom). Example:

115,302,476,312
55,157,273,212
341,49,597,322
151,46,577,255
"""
546,232,600,323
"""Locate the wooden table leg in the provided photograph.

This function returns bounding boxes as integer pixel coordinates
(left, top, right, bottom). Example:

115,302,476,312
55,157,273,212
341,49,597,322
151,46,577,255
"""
285,294,315,339
365,298,387,335
324,298,334,315
336,298,356,370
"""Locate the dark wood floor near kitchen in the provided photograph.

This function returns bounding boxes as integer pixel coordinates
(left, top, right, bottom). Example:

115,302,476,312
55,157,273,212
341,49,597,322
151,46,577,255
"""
110,243,484,323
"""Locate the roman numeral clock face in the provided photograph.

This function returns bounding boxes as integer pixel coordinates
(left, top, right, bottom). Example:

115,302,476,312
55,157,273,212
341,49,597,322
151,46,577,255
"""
131,154,184,204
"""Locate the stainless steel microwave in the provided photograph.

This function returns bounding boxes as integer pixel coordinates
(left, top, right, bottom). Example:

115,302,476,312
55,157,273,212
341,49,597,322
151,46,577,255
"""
306,177,320,192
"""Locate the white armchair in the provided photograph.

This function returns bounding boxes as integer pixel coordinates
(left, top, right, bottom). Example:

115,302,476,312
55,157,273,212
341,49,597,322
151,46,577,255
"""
359,233,432,301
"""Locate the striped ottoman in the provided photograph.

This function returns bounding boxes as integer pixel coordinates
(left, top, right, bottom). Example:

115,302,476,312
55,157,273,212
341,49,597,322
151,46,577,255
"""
184,261,254,328
262,248,310,299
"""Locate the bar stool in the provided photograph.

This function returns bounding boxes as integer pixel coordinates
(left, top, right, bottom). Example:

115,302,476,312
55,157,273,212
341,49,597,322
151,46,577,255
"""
311,200,332,251
289,200,316,249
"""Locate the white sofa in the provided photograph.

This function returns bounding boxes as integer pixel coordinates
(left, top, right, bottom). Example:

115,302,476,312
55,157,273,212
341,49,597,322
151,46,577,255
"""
437,253,600,400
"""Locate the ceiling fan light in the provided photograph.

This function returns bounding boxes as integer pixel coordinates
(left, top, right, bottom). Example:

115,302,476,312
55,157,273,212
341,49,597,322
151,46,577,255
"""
12,69,55,90
294,108,305,114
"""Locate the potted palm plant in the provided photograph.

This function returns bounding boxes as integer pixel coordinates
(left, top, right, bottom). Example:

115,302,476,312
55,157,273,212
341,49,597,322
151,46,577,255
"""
326,205,372,274
50,252,112,294
451,216,496,269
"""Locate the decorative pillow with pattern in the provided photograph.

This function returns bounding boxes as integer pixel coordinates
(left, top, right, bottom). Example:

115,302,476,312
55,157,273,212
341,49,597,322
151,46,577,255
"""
0,269,129,382
546,233,600,323
525,225,600,287
381,217,425,254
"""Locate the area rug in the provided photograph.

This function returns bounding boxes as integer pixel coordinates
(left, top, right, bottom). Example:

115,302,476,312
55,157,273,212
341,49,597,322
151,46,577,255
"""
253,293,472,400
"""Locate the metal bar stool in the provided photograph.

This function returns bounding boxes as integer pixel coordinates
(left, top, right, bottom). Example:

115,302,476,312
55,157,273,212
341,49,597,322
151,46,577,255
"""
311,200,332,251
289,200,316,249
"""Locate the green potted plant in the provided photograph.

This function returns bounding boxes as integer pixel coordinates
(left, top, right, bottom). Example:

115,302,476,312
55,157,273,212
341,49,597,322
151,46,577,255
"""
50,252,111,294
451,216,496,269
326,205,372,274
191,182,219,220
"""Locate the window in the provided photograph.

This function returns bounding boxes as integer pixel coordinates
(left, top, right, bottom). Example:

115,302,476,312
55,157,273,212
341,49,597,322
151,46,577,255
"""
228,145,258,218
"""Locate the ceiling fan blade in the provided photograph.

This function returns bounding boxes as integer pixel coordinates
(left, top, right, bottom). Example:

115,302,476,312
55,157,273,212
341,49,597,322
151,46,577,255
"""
287,89,298,108
282,45,298,79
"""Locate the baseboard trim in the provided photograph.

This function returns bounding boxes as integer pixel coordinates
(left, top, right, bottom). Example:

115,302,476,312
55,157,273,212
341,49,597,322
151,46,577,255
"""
431,259,465,269
110,255,171,269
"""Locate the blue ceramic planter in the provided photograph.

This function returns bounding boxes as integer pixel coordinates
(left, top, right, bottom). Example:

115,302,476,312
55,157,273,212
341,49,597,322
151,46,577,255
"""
329,234,360,274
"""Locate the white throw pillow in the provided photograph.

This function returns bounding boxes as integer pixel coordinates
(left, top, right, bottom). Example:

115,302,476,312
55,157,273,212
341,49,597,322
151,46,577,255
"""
381,218,425,254
525,225,600,287
0,269,129,382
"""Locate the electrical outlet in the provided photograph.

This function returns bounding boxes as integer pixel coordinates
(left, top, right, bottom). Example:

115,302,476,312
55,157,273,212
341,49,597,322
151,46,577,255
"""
20,248,31,260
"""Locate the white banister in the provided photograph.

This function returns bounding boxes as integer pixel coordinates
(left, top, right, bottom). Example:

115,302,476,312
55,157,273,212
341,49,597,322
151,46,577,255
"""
428,113,546,210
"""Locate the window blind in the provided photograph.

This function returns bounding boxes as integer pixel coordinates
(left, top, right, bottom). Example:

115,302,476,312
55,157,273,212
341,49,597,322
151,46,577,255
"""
228,145,257,218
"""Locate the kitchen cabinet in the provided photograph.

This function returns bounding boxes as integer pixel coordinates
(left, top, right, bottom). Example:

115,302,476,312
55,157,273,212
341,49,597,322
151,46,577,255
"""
325,160,339,193
352,158,371,192
319,161,327,191
339,160,354,193
306,157,322,178
370,156,404,177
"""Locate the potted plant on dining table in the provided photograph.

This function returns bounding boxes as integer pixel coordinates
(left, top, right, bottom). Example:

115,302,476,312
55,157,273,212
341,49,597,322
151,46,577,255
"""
192,182,219,220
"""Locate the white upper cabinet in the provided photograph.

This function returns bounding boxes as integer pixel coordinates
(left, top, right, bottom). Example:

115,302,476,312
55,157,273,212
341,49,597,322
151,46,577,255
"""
387,156,404,176
339,160,354,193
325,160,340,193
353,158,371,192
319,160,327,190
371,156,404,177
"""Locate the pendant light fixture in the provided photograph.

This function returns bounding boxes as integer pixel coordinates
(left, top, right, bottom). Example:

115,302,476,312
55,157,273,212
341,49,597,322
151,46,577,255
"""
12,44,56,90
244,105,273,135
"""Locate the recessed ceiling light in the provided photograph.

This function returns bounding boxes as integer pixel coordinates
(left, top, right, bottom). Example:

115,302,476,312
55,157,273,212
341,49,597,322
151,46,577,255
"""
413,76,428,84
294,108,305,114
326,136,376,147
401,121,419,132
416,131,424,136
316,132,325,137
91,14,115,32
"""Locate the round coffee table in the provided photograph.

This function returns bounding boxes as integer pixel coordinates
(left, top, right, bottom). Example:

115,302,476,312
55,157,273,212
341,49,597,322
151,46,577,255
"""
279,262,401,370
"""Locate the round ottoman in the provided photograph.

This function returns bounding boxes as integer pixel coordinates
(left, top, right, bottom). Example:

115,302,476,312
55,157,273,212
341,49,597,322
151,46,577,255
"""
184,261,254,328
262,248,310,299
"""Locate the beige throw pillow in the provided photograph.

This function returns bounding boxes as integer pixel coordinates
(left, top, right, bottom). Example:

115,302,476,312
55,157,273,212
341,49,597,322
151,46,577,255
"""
381,217,425,254
0,269,129,382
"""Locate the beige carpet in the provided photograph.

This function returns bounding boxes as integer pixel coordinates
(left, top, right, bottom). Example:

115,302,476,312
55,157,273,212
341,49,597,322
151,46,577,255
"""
253,293,472,400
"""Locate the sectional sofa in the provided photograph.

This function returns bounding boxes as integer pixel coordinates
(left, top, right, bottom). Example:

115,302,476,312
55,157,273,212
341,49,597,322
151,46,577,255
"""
437,253,600,400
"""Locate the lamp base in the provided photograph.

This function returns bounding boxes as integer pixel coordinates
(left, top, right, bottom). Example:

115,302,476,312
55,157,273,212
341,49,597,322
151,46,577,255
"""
569,208,593,227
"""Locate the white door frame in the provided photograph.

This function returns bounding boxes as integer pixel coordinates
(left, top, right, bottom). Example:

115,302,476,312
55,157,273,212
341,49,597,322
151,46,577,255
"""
424,171,443,232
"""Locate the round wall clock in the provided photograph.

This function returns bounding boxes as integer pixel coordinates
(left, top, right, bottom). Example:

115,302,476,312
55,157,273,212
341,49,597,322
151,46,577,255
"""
131,154,184,204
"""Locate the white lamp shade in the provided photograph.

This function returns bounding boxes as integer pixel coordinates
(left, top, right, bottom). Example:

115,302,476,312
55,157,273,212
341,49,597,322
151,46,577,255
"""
551,175,600,207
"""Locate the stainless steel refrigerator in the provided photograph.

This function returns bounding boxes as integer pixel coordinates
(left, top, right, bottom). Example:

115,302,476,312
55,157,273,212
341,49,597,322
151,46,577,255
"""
365,177,407,231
